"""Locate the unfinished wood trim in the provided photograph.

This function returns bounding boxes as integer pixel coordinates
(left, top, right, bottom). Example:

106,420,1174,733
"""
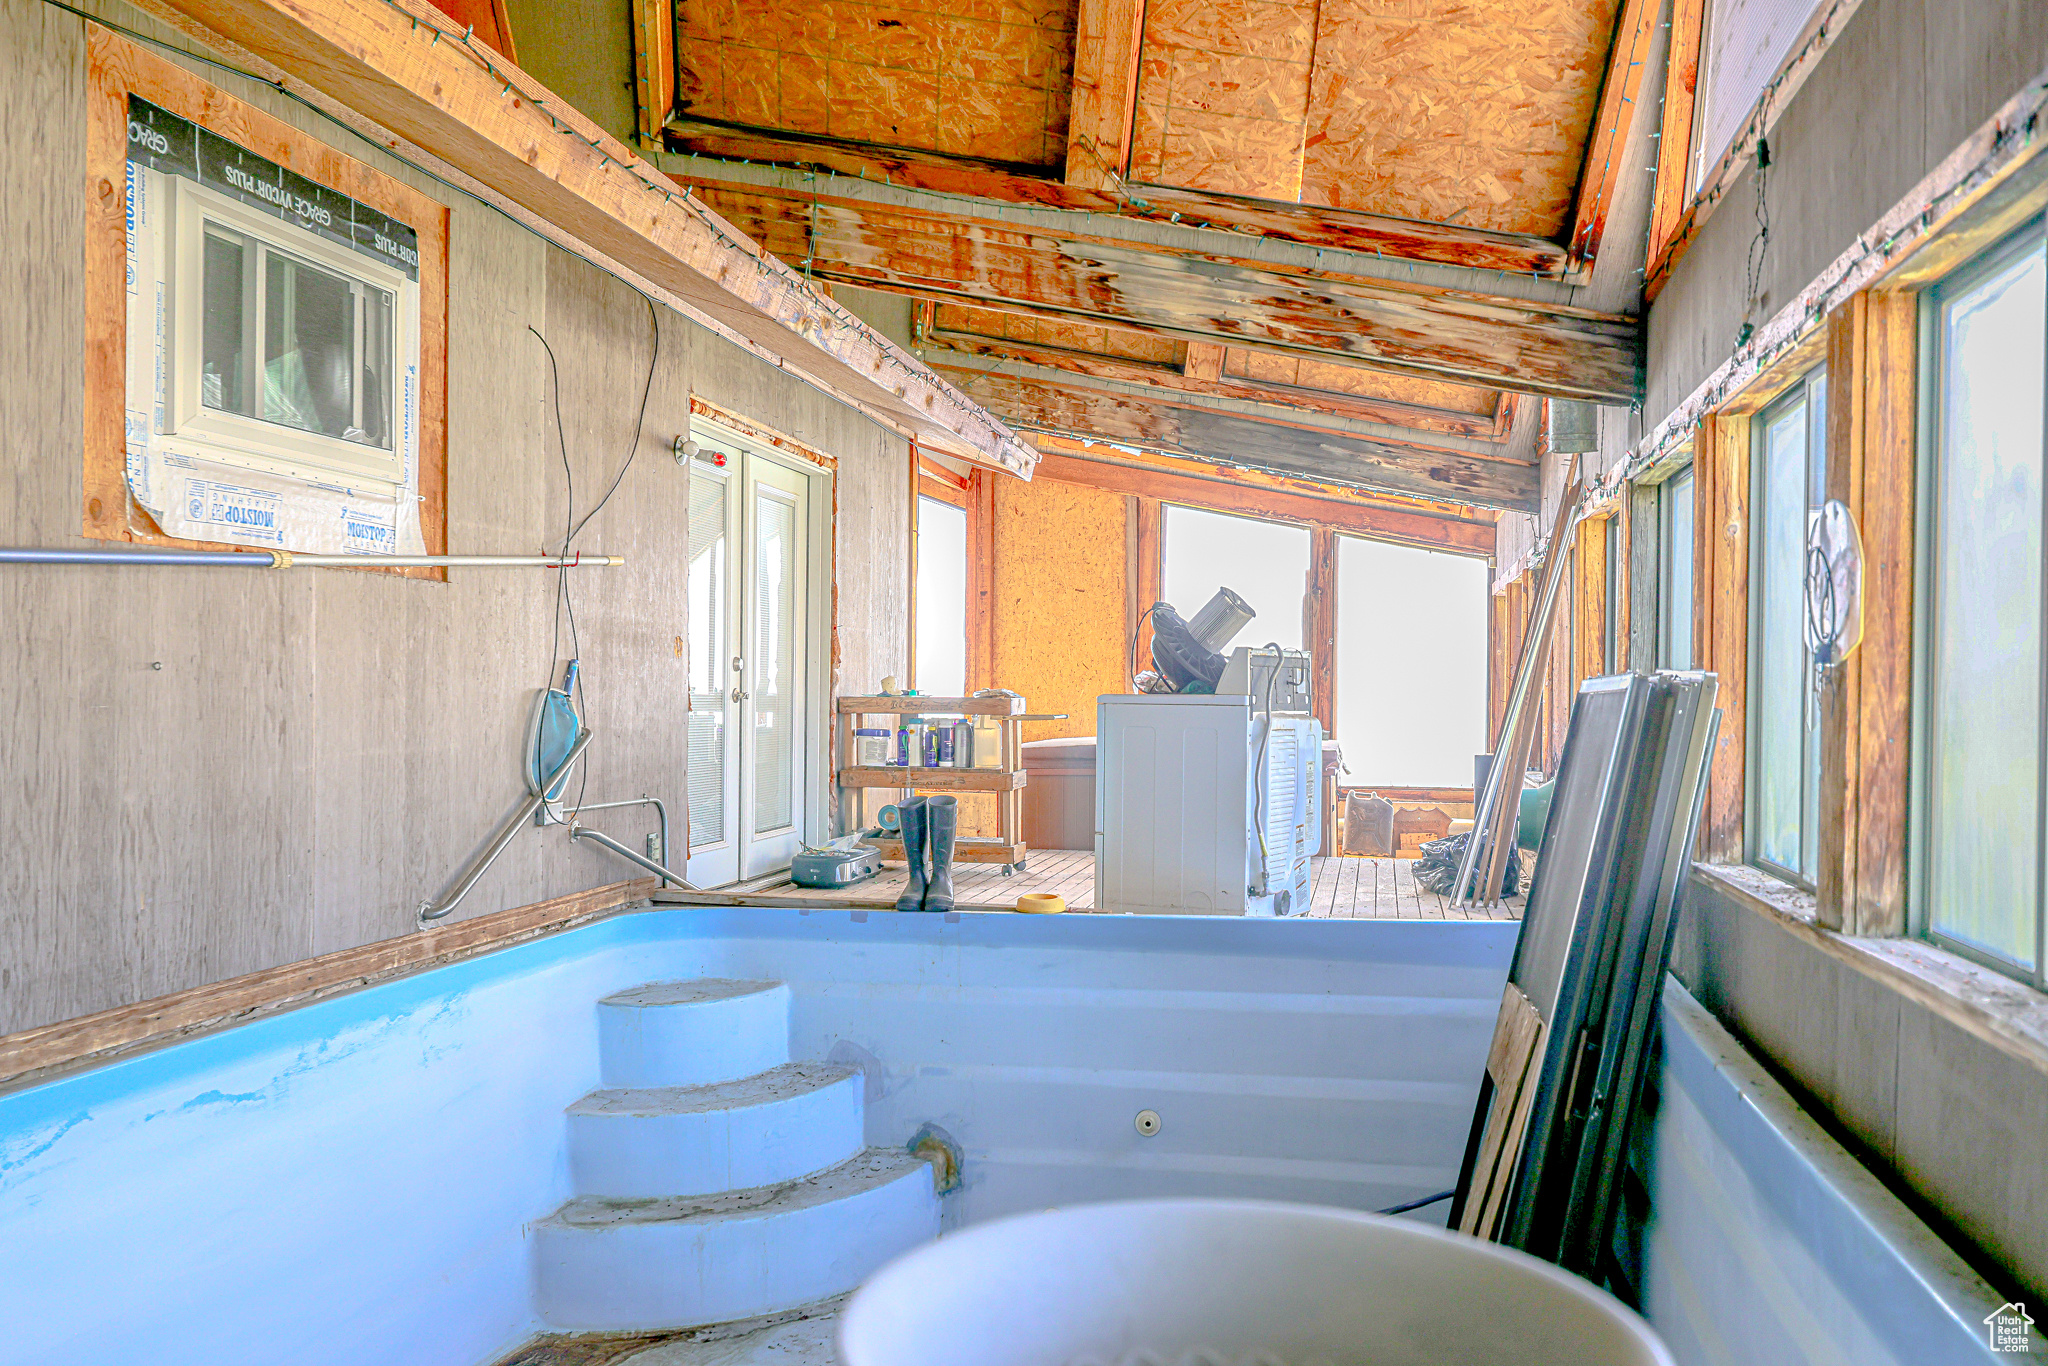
658,125,1571,276
922,330,1502,440
1065,0,1145,190
1308,527,1337,740
918,472,967,507
951,370,1540,511
690,183,1644,403
133,0,1034,475
1613,493,1632,675
84,27,450,579
1568,0,1660,268
965,469,996,692
1817,291,1915,934
630,0,674,147
1700,413,1751,862
0,879,658,1094
1644,0,1870,300
690,396,839,470
1572,515,1608,693
1033,447,1497,557
1648,0,1705,268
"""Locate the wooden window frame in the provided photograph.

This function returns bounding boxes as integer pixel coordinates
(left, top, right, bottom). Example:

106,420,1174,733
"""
84,27,449,579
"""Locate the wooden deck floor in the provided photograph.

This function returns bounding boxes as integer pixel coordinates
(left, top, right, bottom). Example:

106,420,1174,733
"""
653,851,1521,920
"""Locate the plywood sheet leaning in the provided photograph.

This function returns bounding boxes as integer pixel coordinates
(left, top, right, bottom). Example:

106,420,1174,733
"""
1458,981,1548,1240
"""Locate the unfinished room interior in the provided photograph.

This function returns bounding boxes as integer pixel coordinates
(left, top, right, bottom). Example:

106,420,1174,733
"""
3,0,2047,1358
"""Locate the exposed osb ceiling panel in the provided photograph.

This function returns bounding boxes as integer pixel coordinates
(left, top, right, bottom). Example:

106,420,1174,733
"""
675,0,1079,165
1129,0,1622,234
935,303,1181,365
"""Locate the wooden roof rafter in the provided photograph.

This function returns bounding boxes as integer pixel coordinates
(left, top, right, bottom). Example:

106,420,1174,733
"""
1567,0,1661,270
685,180,1644,403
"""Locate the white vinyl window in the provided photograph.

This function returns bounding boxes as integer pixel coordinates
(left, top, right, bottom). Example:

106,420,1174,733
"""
167,178,415,492
915,496,968,697
1915,223,2048,982
1749,370,1827,885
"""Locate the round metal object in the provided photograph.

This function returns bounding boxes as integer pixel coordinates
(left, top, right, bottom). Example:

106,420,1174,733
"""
1135,1109,1162,1137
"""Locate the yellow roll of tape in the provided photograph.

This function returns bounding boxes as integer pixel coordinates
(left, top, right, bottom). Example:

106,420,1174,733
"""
1016,893,1066,915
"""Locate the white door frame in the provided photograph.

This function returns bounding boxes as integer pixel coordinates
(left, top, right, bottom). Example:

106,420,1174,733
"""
685,413,833,887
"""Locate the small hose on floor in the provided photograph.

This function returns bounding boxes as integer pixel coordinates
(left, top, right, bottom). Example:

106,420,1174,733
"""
1378,1189,1455,1216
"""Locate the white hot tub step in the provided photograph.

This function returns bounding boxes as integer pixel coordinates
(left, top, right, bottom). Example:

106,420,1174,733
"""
597,979,791,1088
535,1148,941,1331
567,1062,866,1199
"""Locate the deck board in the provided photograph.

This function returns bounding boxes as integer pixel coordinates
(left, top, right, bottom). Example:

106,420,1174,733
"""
655,851,1523,920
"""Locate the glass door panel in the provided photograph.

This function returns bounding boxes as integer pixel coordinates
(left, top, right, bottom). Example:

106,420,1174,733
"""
685,465,740,887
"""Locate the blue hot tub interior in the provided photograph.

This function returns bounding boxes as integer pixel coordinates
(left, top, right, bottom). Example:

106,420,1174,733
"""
0,907,1515,1366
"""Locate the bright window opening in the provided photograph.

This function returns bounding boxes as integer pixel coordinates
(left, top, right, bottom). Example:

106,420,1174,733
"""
1334,537,1489,787
1161,504,1310,651
915,496,968,697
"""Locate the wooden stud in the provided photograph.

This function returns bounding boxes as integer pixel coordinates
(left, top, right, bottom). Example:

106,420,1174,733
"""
1699,414,1750,862
967,469,996,693
1648,0,1705,269
659,123,1572,276
1182,342,1227,383
629,0,672,146
1309,526,1338,743
1031,446,1497,557
1568,0,1660,269
1065,0,1146,191
691,184,1644,403
1818,292,1916,934
1573,515,1609,691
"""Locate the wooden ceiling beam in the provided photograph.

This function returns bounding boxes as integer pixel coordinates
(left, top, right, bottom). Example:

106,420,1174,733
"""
1648,0,1706,269
690,182,1644,403
659,122,1572,276
1567,0,1660,268
1065,0,1146,190
136,0,1038,476
1031,443,1498,557
922,329,1504,440
936,366,1541,511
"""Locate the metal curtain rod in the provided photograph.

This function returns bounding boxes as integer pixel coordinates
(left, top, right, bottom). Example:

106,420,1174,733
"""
0,548,624,568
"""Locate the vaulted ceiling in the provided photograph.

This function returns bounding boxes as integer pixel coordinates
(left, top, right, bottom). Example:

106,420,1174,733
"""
639,0,1657,511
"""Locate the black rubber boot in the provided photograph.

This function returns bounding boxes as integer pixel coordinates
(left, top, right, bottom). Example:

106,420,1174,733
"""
894,796,929,912
924,795,958,913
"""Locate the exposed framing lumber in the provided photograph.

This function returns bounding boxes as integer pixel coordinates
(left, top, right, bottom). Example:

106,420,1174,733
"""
1307,527,1338,742
131,0,1036,477
629,0,674,148
1125,491,1162,679
922,329,1503,440
1694,413,1750,862
1065,0,1145,191
1648,0,1705,269
1182,341,1227,382
689,183,1642,403
1644,0,1870,300
967,469,997,692
0,879,657,1093
951,367,1540,511
1633,62,2048,475
659,121,1571,276
1816,290,1916,936
1568,0,1660,268
1032,444,1497,558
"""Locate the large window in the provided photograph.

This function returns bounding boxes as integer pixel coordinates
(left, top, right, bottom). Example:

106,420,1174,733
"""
1334,537,1489,786
1918,226,2048,979
915,495,968,697
1658,470,1696,669
1161,505,1311,650
1750,371,1828,884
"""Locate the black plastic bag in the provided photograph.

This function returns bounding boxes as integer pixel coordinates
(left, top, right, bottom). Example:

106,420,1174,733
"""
1414,831,1520,899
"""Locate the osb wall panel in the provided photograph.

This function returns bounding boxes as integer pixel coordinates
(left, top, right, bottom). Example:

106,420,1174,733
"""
1226,349,1501,414
676,0,1078,165
1298,0,1619,235
1128,0,1318,197
992,475,1128,742
935,301,1179,364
